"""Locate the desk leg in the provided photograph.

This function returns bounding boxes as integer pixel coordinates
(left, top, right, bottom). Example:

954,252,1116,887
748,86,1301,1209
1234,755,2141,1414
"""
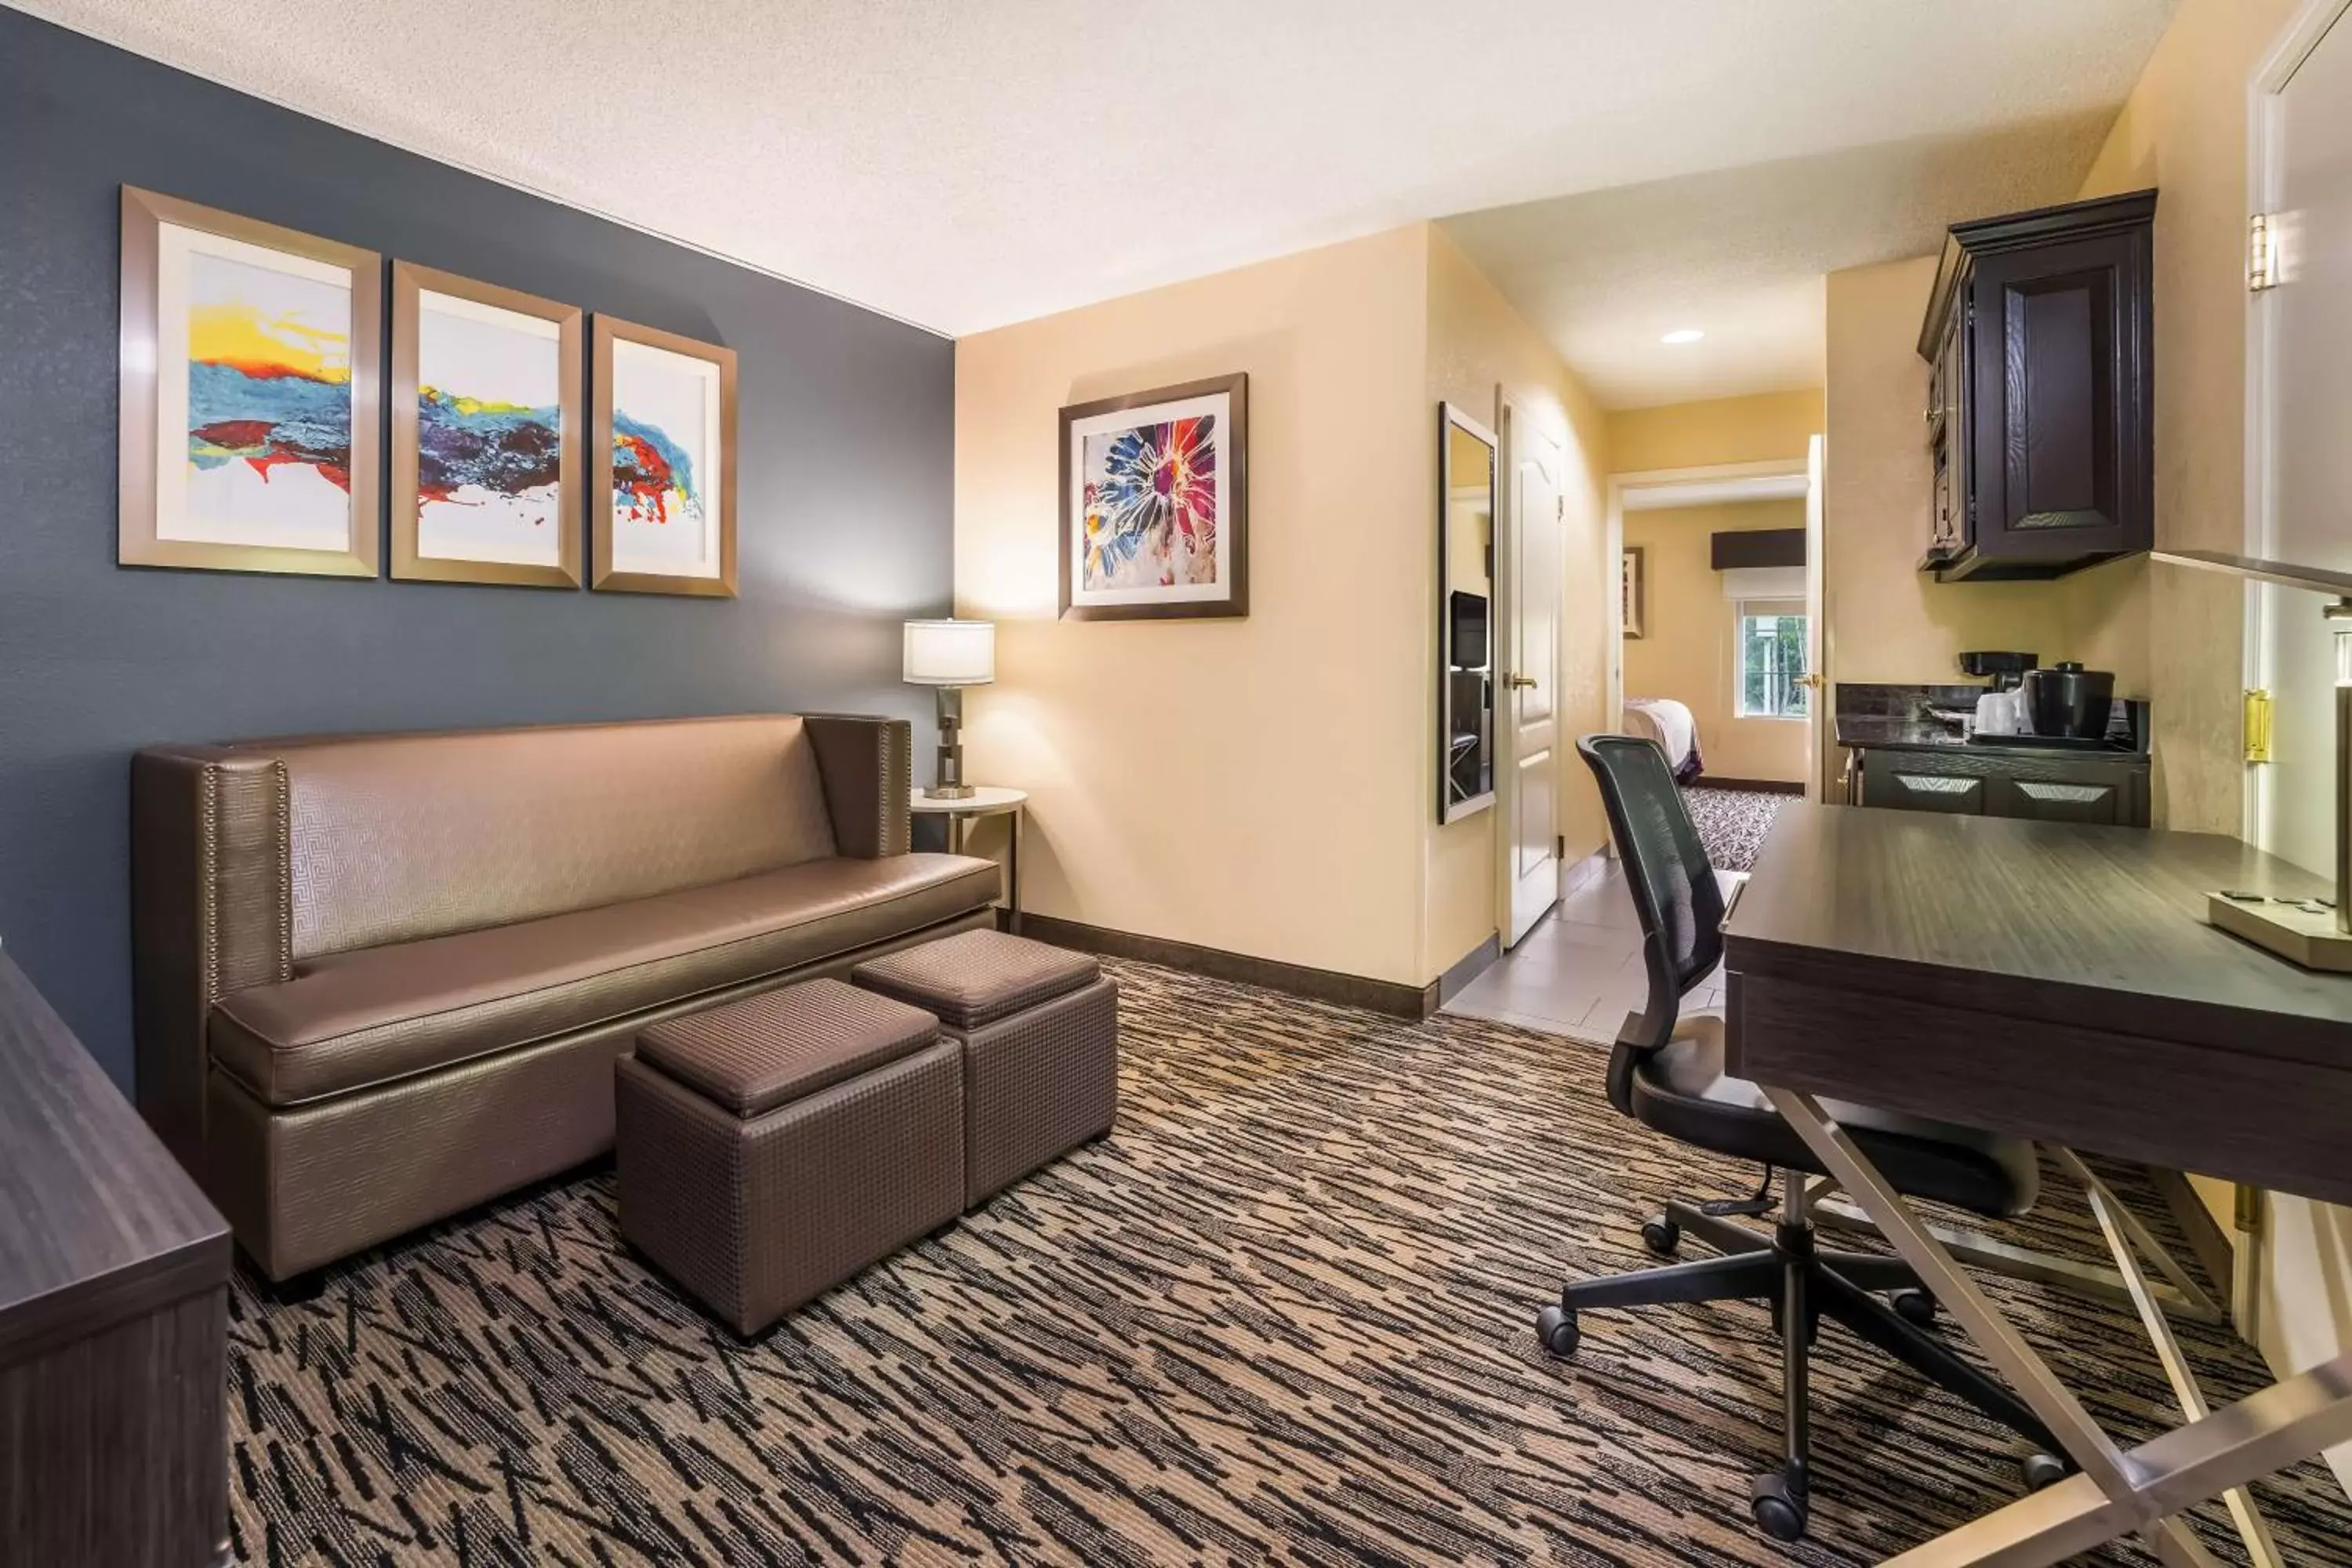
1759,1088,2314,1568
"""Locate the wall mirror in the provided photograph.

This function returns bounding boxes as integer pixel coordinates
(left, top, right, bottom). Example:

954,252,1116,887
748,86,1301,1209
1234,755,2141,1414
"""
1439,402,1497,823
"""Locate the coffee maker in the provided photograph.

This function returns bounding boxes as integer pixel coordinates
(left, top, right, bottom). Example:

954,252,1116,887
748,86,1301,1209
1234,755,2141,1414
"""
1958,650,2038,691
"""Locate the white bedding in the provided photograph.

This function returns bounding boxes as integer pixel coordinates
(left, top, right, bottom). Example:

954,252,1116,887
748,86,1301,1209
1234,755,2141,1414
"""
1623,697,1699,775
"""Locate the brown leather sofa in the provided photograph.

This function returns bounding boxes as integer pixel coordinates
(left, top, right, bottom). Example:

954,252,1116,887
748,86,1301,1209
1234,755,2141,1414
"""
132,713,999,1284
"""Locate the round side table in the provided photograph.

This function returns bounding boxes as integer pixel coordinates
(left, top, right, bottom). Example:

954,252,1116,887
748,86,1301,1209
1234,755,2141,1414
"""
909,786,1027,933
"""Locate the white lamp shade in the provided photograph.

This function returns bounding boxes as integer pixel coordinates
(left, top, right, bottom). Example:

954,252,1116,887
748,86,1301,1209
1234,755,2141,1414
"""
902,619,995,685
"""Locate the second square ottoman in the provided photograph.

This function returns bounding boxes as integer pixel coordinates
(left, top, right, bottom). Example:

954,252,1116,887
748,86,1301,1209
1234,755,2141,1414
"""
852,931,1119,1207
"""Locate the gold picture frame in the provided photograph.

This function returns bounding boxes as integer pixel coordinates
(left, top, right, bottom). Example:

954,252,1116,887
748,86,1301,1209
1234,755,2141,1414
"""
118,186,383,577
590,315,738,597
390,261,583,588
1622,545,1647,639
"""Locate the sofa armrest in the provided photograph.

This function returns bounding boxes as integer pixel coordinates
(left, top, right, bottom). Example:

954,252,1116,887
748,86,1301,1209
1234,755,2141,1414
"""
131,745,292,1171
803,715,912,859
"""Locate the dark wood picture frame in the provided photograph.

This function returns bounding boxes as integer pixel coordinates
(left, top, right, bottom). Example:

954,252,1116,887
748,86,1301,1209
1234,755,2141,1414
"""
1058,372,1247,621
118,185,382,578
590,314,738,598
390,261,583,588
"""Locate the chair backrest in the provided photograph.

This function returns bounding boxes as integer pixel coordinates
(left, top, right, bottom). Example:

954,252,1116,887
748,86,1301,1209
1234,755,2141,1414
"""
1575,735,1725,1070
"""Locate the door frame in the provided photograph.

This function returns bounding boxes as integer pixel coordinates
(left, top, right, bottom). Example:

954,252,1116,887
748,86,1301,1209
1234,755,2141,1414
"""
1495,393,1563,939
1602,456,1819,794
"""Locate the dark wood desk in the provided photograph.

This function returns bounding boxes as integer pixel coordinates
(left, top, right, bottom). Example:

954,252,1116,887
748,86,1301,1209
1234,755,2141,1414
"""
1724,804,2352,1208
0,951,230,1565
1722,806,2352,1566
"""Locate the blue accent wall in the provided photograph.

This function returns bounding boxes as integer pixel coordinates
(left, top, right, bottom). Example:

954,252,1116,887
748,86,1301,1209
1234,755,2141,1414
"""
0,9,956,1090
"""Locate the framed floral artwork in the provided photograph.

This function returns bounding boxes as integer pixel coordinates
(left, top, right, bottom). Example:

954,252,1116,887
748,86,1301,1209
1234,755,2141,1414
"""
1058,373,1247,620
1622,545,1647,639
590,316,737,597
118,186,382,576
390,261,583,587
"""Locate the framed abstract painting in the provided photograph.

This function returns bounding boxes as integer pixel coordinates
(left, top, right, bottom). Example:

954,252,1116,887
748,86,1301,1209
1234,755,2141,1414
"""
590,316,737,597
118,186,382,576
390,262,582,587
1058,373,1247,621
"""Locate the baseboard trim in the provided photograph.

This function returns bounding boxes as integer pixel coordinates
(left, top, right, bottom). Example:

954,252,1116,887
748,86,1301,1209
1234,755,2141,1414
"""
1436,934,1501,1006
1694,776,1804,796
1019,913,1435,1019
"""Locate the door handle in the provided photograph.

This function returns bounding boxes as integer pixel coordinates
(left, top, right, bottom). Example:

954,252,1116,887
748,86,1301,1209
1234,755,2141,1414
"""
1795,673,1824,690
1506,673,1538,690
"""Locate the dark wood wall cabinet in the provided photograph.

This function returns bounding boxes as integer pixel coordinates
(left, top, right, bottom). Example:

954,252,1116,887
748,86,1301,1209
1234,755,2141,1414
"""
1918,189,2157,582
0,952,230,1565
1848,745,2151,829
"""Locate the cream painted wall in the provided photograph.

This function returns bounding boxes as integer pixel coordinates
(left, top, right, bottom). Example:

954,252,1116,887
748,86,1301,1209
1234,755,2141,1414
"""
1608,390,1825,474
2069,0,2349,1494
954,223,1608,991
1624,499,1812,784
956,226,1432,986
2068,0,2303,839
1425,227,1613,979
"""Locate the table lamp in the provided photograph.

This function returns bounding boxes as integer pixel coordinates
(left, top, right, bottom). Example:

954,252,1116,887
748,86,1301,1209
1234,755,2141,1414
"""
2158,550,2352,970
902,619,995,800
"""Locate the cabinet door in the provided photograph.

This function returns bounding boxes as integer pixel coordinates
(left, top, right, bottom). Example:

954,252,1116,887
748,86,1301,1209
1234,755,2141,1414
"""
1866,765,1987,815
1965,231,2152,564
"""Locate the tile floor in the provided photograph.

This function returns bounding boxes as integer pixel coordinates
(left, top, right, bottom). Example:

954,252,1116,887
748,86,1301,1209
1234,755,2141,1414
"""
1441,862,1737,1041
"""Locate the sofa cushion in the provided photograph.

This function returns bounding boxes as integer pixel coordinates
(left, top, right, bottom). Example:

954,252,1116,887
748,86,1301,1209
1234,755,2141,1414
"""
210,853,997,1106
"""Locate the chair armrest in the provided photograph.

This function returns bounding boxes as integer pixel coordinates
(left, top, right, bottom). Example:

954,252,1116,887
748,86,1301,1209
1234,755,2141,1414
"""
803,715,912,859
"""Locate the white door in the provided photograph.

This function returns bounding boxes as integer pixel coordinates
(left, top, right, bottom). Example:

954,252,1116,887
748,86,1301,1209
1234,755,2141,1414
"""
2254,0,2352,877
1501,407,1563,944
1802,433,1827,800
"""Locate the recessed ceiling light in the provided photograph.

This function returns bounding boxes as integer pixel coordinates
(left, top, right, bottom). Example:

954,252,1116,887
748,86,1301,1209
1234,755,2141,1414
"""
1661,328,1705,345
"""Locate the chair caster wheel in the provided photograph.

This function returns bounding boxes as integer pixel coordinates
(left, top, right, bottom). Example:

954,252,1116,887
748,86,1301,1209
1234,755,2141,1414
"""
1536,1304,1580,1358
1892,1288,1937,1327
1640,1214,1682,1256
2021,1452,2067,1493
1749,1471,1807,1542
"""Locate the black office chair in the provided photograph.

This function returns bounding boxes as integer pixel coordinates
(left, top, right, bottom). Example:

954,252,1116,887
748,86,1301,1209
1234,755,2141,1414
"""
1543,735,2066,1542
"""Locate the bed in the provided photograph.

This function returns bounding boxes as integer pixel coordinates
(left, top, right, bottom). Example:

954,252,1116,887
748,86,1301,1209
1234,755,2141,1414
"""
1623,697,1703,784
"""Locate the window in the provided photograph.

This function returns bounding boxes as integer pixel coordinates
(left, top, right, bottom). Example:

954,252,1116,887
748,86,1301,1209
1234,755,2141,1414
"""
1736,601,1810,720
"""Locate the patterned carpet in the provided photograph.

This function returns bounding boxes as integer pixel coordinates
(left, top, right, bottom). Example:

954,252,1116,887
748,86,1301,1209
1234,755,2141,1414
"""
223,960,2351,1566
1685,786,1791,873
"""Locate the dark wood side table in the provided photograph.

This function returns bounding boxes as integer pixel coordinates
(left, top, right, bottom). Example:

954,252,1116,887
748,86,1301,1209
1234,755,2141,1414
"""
0,949,230,1565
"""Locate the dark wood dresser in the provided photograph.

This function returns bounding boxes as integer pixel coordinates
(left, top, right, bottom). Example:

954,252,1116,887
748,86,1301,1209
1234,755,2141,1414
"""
0,950,229,1565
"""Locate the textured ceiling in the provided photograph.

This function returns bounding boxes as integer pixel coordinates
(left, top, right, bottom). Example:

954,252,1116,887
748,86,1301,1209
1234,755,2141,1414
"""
1441,112,2125,408
15,0,2172,354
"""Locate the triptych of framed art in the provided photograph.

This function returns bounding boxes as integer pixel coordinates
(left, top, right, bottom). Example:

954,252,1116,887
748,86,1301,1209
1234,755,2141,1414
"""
117,185,739,597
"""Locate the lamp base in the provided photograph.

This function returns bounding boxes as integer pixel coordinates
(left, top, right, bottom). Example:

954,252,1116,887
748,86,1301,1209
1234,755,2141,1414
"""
2207,891,2352,972
922,784,977,801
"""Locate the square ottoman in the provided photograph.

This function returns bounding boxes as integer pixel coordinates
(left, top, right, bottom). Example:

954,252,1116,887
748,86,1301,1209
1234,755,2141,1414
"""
615,978,963,1335
852,931,1118,1208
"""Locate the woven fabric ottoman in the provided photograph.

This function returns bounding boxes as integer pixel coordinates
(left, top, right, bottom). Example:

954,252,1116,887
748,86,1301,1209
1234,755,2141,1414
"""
614,978,963,1335
852,931,1118,1208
